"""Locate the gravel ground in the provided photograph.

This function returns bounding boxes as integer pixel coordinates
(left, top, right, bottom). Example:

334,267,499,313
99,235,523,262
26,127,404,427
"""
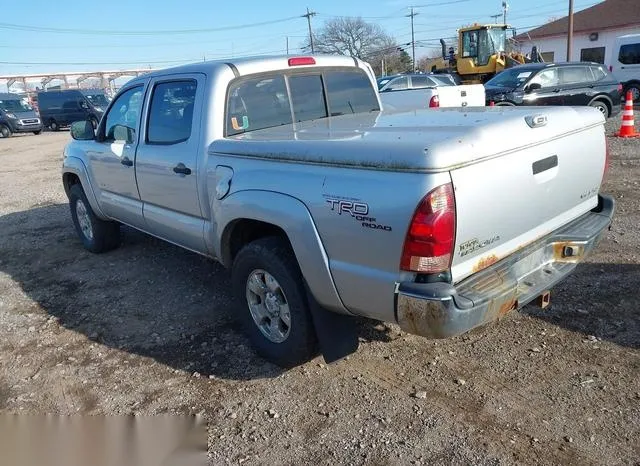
0,118,639,465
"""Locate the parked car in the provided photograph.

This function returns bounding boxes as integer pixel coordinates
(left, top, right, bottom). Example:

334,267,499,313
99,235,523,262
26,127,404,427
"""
61,55,614,367
377,73,485,110
610,33,640,103
0,92,43,138
37,89,105,131
484,62,623,118
80,88,112,110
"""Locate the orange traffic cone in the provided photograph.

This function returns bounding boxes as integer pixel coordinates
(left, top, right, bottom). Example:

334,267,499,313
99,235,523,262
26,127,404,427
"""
615,90,639,138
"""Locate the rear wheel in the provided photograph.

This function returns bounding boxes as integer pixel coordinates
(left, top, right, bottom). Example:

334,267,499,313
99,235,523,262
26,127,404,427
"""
589,100,610,118
231,236,318,367
49,119,60,131
69,184,120,253
0,124,11,138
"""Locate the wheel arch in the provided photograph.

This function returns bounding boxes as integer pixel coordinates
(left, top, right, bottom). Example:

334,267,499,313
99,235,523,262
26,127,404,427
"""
62,156,108,219
214,190,349,315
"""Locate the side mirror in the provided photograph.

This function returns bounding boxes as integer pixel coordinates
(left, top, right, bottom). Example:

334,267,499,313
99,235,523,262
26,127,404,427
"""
70,120,95,140
525,82,542,93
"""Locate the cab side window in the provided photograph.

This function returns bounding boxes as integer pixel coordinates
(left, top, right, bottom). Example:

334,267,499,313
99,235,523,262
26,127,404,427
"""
147,80,197,144
103,86,144,144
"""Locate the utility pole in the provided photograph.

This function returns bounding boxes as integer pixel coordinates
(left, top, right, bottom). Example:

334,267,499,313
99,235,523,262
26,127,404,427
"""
490,13,501,23
406,7,418,72
302,8,317,53
567,0,574,61
286,36,289,54
502,1,509,24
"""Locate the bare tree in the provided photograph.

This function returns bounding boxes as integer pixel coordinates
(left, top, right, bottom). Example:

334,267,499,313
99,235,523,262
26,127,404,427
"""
302,17,395,61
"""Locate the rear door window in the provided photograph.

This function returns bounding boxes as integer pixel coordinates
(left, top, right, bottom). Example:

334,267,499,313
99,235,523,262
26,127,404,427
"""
559,66,592,85
147,80,197,144
324,70,380,116
411,76,437,88
590,65,608,81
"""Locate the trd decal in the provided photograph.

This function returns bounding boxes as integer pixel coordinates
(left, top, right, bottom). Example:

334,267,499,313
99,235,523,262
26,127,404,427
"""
325,197,392,232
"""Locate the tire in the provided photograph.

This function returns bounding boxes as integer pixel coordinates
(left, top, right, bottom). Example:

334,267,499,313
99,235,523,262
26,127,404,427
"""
623,83,640,103
68,184,120,253
231,236,319,368
33,130,42,135
589,100,610,118
49,119,60,131
0,124,11,138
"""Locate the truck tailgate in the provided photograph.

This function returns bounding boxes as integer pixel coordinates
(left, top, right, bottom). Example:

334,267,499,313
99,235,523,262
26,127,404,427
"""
449,117,607,284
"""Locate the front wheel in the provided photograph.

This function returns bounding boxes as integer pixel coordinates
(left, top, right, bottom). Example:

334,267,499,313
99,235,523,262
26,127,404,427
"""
69,184,120,253
0,124,12,138
231,237,318,367
49,119,60,131
589,100,610,118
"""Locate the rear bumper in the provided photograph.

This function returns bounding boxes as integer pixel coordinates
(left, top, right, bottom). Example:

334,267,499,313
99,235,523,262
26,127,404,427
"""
395,194,615,339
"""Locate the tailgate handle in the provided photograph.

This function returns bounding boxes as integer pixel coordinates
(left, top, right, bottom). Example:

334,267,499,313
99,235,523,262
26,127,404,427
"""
532,155,558,175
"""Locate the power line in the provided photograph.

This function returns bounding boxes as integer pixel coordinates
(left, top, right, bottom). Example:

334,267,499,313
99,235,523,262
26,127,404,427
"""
0,16,300,36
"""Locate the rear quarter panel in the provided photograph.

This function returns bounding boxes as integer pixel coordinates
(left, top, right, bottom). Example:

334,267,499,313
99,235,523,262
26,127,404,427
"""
210,153,451,322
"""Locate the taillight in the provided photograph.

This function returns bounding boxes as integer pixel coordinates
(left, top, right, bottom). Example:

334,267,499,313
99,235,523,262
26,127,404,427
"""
288,57,316,66
429,95,440,108
617,83,623,94
400,183,456,273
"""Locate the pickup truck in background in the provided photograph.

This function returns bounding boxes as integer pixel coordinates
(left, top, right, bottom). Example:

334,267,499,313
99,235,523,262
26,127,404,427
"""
61,54,614,368
376,72,485,110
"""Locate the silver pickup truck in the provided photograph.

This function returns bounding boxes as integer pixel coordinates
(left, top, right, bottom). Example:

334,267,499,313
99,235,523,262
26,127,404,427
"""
61,55,614,367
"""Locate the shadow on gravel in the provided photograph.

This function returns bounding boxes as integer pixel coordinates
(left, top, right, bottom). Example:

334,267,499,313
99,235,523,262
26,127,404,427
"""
522,262,640,349
0,204,396,381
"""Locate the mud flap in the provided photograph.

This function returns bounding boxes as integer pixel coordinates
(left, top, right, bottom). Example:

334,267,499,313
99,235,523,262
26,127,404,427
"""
305,284,359,364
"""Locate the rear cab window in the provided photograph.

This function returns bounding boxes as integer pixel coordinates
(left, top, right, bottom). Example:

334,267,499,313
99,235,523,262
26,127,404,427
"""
225,67,379,136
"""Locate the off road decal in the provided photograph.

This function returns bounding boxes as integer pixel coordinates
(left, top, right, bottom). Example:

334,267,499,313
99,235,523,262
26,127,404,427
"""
324,196,392,232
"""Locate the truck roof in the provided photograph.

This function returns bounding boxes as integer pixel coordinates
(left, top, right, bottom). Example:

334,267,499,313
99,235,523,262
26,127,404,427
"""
128,54,365,85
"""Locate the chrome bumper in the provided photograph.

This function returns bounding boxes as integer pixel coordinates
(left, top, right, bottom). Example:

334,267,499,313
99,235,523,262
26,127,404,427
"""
395,194,615,339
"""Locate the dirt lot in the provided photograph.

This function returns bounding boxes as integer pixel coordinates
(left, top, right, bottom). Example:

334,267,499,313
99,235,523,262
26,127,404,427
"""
0,119,639,465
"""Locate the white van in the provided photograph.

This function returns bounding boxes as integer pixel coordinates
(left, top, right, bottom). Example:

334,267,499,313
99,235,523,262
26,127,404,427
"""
611,34,640,102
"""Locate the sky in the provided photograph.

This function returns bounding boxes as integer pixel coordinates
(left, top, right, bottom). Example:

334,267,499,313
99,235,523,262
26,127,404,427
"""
0,0,600,86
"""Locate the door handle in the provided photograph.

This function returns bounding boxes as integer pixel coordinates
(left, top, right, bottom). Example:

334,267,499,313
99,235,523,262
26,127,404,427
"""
173,163,192,175
121,157,133,167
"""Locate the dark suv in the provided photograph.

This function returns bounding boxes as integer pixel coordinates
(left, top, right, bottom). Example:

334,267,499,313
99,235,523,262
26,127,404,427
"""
484,62,622,118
